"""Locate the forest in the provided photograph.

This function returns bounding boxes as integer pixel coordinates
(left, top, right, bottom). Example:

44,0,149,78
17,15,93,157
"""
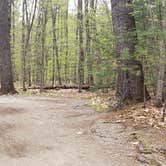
0,0,166,165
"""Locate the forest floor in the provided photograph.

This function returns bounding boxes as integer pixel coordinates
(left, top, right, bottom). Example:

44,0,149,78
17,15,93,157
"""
0,89,166,166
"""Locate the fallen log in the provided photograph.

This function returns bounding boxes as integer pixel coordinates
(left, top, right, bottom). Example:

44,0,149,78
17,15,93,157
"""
27,85,90,90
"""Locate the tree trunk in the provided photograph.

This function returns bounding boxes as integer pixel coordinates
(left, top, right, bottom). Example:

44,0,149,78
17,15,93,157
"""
11,0,16,80
155,0,166,107
51,5,62,86
90,0,97,84
40,0,48,92
22,0,37,90
0,0,16,94
22,0,26,91
34,12,42,86
85,0,94,85
78,0,84,92
111,0,145,102
64,0,69,83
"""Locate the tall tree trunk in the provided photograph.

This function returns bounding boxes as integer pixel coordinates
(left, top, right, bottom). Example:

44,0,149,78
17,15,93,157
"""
78,0,84,92
11,0,16,80
40,0,48,92
34,12,42,86
73,19,78,84
85,0,93,85
24,0,37,89
0,0,16,94
51,5,62,86
64,0,69,83
22,0,37,91
90,0,98,84
22,0,26,91
156,0,166,107
111,0,145,102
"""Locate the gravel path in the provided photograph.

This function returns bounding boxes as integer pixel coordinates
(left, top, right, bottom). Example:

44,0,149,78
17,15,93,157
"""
0,95,138,166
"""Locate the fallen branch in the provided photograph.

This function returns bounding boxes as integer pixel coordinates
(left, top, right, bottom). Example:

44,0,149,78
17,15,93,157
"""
27,85,90,90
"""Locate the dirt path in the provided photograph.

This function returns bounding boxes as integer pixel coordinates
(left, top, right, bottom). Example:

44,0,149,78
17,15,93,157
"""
0,95,138,166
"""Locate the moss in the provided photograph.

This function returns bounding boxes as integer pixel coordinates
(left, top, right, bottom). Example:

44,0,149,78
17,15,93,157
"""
93,103,103,112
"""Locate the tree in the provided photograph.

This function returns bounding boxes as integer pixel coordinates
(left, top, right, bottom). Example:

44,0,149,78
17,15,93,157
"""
85,0,94,85
22,0,26,91
51,2,62,86
78,0,84,92
0,0,16,94
111,0,146,102
64,0,69,83
40,0,49,91
5,0,164,100
22,0,38,91
155,0,166,107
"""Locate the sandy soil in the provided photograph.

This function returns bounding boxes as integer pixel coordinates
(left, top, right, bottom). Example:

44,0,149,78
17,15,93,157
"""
0,95,138,166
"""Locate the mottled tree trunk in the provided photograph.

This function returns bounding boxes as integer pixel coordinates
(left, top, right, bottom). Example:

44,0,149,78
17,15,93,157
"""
156,0,166,107
0,0,16,94
111,0,145,102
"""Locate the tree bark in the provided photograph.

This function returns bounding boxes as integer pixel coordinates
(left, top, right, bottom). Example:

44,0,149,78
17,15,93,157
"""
0,0,16,94
155,0,166,107
11,0,16,80
111,0,145,102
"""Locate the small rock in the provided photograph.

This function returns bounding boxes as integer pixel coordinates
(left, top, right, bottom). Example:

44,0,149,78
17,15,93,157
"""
77,131,84,135
131,141,139,146
115,120,126,123
136,155,162,166
136,154,151,164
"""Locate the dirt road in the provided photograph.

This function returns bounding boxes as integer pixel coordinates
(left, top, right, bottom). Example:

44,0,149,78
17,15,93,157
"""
0,95,138,166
